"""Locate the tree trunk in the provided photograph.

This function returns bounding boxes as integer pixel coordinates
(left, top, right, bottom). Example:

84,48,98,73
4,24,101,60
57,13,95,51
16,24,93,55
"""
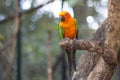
75,0,120,79
47,28,53,80
60,0,120,80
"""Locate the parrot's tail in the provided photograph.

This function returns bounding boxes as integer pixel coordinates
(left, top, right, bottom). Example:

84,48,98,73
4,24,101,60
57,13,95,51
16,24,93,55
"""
66,49,76,80
71,49,76,71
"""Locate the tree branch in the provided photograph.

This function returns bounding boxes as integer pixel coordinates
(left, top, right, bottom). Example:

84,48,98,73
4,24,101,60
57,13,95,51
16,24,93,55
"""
59,38,102,54
59,37,117,69
0,0,53,53
0,1,53,24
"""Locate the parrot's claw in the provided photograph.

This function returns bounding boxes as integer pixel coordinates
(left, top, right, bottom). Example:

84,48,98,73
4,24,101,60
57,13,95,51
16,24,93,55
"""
73,38,77,41
65,38,71,40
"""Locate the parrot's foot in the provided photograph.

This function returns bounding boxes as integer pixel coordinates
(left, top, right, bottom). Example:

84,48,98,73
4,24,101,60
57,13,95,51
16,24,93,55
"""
61,38,71,42
65,38,71,40
73,38,77,41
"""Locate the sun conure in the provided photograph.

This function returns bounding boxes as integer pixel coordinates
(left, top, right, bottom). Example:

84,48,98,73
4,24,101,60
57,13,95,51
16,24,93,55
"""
59,11,79,79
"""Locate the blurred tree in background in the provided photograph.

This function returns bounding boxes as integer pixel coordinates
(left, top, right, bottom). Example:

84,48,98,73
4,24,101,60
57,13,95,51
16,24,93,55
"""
0,0,119,80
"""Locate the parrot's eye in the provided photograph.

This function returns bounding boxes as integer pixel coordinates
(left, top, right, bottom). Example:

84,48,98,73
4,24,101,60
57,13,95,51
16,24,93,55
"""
60,16,65,22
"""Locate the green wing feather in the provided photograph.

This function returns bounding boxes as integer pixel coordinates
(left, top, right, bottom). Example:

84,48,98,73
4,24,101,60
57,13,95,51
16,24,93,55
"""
58,25,64,39
75,19,79,39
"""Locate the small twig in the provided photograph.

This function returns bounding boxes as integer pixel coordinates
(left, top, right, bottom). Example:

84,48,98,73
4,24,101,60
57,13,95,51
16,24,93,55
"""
0,1,53,24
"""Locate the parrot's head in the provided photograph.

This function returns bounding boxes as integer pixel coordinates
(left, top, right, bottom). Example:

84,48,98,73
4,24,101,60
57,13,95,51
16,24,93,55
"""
59,11,72,22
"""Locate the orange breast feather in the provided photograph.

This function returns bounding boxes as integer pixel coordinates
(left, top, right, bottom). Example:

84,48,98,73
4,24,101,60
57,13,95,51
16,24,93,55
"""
60,19,77,39
64,25,76,39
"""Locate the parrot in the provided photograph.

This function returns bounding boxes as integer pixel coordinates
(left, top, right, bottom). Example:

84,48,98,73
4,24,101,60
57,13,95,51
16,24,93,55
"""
58,11,79,80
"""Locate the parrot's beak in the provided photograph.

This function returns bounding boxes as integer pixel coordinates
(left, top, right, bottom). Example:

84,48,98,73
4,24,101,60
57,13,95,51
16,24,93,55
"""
60,16,65,22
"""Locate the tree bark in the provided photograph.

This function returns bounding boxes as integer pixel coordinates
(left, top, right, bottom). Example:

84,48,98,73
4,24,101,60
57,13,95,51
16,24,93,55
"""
60,0,120,80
